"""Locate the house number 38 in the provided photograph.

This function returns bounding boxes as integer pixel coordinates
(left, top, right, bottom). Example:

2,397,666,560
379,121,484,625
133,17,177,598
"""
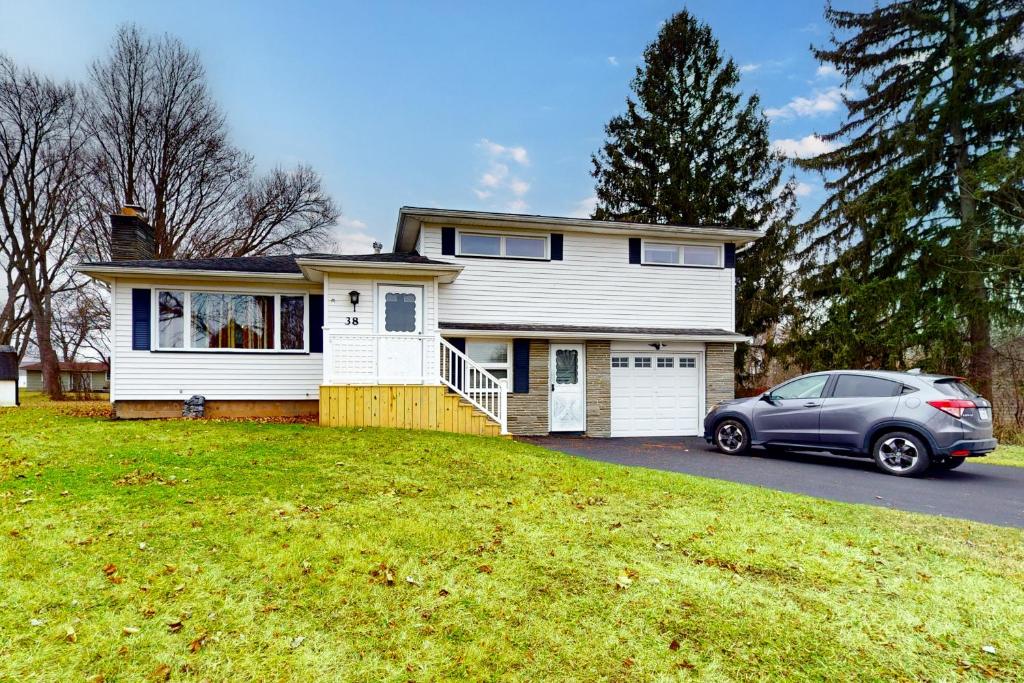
345,316,359,325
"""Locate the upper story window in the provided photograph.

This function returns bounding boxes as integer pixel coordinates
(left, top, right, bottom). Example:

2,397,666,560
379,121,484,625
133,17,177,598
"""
155,290,307,353
458,231,548,260
642,241,721,268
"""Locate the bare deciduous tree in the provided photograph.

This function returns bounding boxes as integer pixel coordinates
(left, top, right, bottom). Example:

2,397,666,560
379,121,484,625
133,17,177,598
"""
82,25,338,261
0,56,89,399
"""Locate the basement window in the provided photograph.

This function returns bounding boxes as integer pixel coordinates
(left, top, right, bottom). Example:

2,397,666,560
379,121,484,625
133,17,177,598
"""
466,339,511,382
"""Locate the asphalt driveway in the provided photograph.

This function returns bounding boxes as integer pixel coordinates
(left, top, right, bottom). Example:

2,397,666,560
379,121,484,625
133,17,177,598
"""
521,435,1024,528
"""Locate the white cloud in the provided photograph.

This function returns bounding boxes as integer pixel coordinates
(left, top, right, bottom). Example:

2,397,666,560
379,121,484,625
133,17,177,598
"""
508,179,530,197
794,181,815,197
568,196,598,218
473,138,532,211
478,138,529,165
766,86,847,120
607,56,619,66
329,217,380,254
815,64,840,79
772,135,836,159
739,63,761,73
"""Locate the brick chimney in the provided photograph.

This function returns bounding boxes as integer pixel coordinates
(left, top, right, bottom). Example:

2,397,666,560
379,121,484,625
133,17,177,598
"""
110,204,155,261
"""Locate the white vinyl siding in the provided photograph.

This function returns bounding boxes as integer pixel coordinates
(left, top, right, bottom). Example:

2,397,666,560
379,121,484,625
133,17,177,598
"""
110,277,322,402
421,226,735,330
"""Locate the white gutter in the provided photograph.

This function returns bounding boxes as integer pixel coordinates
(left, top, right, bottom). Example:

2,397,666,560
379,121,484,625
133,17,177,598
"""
440,327,751,343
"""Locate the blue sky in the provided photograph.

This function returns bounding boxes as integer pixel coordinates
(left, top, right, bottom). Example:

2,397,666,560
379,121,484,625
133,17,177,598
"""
0,0,864,252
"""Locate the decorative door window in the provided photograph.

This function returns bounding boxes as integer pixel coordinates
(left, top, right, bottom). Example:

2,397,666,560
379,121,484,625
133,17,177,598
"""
383,291,419,333
555,349,579,384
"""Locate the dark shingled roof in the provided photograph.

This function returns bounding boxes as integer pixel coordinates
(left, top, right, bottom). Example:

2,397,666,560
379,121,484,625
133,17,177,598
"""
21,361,108,373
79,251,451,273
439,322,742,337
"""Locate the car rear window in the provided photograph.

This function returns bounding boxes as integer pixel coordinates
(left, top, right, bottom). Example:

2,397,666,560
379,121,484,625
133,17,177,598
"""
932,379,979,398
833,375,902,398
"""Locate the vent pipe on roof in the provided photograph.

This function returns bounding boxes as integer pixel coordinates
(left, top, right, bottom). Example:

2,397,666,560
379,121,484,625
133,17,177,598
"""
372,241,383,254
110,203,156,261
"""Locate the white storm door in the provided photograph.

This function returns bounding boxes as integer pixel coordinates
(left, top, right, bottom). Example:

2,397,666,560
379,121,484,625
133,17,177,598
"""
550,343,586,431
376,284,424,383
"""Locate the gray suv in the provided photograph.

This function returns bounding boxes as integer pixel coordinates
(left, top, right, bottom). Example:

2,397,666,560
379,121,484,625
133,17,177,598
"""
703,370,997,476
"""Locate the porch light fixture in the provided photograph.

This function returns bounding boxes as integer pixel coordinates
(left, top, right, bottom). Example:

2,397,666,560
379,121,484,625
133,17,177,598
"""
348,290,360,311
649,342,665,350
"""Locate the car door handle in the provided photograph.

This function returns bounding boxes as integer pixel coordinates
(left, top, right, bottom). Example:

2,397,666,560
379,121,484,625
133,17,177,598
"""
803,402,821,408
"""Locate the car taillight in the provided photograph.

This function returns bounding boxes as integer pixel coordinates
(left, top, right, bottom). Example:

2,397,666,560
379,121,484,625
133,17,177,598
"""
927,399,975,419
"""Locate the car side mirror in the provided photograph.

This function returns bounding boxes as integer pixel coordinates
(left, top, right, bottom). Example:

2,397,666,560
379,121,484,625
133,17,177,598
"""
760,393,776,404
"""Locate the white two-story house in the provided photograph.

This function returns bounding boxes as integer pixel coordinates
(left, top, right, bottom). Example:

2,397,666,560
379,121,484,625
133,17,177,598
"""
79,206,759,438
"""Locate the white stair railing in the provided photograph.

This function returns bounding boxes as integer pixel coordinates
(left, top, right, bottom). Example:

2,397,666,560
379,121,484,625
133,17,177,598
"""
439,337,508,434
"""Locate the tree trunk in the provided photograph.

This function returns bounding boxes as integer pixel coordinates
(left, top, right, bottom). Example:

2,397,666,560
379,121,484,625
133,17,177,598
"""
948,1,993,398
25,285,63,400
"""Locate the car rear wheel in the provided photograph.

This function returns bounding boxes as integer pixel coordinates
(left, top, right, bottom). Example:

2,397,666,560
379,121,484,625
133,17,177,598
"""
934,456,967,471
872,432,930,476
714,419,750,456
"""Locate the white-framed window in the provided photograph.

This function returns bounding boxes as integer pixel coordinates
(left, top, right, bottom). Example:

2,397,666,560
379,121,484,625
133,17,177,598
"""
458,231,548,260
611,356,629,368
634,357,652,368
154,289,308,353
466,339,512,381
657,357,674,368
642,241,721,268
679,357,696,368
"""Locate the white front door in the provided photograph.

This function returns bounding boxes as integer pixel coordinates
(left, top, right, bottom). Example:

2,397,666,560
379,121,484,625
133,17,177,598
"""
376,284,424,383
549,343,586,432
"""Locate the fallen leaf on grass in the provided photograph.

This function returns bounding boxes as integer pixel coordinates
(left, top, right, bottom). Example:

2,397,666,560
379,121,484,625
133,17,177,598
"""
102,563,117,575
370,563,396,586
65,626,77,643
189,632,209,653
615,574,633,590
290,635,305,649
477,564,493,574
167,620,183,633
982,645,997,654
405,576,422,587
122,626,140,635
148,664,171,681
669,639,680,651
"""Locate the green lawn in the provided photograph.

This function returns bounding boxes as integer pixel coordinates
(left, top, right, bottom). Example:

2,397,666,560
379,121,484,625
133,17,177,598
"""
986,443,1024,467
2,399,1023,681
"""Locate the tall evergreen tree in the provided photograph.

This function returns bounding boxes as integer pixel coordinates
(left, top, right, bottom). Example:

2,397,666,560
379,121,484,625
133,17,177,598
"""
795,0,1024,397
591,10,797,387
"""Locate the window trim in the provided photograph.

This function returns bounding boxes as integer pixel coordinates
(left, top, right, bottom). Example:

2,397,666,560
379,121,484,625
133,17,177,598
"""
640,239,723,269
456,230,550,261
152,288,309,354
465,338,512,387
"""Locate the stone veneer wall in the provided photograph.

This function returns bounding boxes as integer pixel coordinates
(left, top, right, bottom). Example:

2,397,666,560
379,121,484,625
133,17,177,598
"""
705,342,736,408
585,341,611,437
506,340,550,435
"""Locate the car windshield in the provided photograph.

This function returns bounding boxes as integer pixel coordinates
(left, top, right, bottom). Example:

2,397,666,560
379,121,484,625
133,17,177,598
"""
932,379,979,398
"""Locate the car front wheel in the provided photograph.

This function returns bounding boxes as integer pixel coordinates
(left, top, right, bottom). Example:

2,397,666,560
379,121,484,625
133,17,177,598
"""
872,432,930,476
714,419,750,456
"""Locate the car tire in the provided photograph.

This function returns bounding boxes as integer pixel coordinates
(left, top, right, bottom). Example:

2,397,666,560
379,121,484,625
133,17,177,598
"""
934,456,967,471
872,431,930,477
714,419,750,456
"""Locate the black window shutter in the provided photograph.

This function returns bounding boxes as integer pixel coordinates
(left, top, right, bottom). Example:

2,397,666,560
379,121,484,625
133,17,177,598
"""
309,294,325,352
512,339,530,393
628,237,641,264
441,227,456,255
131,288,151,351
449,337,466,355
724,242,736,268
550,234,563,261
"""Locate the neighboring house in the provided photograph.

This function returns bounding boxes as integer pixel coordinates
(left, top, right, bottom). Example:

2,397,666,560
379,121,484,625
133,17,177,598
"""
78,205,758,437
21,361,110,393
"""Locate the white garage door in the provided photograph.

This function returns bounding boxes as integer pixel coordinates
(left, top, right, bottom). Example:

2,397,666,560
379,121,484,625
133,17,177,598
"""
610,352,701,437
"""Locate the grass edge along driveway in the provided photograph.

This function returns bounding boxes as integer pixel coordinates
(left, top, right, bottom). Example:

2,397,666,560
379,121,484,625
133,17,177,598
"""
1,399,1022,681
